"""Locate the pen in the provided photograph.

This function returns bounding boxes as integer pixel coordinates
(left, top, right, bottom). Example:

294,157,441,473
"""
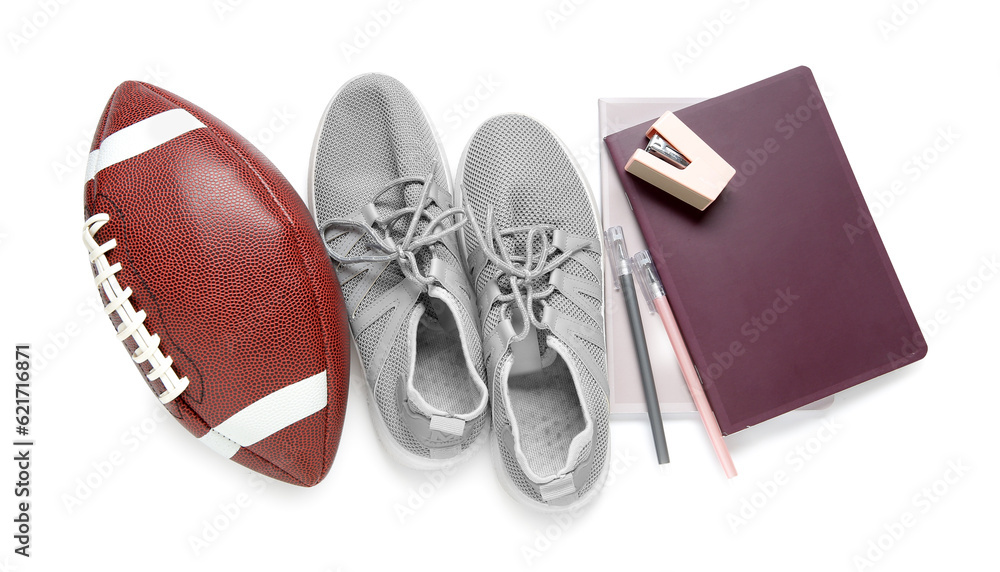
631,250,737,478
604,227,670,464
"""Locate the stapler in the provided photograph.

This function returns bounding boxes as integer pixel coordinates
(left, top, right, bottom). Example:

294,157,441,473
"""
625,111,736,211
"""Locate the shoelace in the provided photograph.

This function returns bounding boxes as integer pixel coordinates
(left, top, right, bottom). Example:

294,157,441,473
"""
463,203,588,342
82,213,189,404
320,167,465,287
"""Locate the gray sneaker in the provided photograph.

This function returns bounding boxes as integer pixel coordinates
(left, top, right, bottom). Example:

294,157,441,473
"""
310,74,488,469
456,114,610,510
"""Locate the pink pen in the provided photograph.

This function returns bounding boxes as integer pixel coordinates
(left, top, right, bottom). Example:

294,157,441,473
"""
630,250,737,478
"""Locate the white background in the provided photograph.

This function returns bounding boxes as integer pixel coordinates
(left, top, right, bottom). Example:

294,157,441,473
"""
2,0,998,570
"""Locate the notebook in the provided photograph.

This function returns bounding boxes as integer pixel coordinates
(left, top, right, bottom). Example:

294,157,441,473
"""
599,97,834,416
603,67,926,434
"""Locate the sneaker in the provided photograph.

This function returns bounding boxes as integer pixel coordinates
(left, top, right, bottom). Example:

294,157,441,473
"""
456,114,610,509
309,73,489,468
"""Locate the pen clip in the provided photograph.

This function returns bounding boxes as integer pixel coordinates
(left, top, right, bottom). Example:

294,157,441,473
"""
603,226,630,291
630,250,665,313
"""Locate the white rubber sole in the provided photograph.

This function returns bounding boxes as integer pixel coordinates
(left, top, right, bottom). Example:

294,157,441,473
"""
307,73,487,471
454,113,611,511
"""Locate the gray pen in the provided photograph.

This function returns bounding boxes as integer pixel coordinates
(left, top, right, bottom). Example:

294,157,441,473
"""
604,226,669,464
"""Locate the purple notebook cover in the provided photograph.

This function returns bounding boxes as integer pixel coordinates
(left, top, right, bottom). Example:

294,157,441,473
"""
604,66,926,434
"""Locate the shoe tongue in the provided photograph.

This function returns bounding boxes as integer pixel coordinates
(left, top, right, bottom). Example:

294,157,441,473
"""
508,321,544,376
377,179,443,277
498,230,557,378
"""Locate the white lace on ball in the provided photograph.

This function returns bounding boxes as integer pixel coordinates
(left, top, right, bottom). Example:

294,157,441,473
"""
83,213,189,403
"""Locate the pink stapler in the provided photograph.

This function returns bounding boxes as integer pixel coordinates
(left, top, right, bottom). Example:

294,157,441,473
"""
625,111,735,211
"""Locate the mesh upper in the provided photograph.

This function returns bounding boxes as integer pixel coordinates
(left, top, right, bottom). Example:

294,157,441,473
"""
312,74,486,459
460,115,599,245
459,114,609,501
313,75,448,223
